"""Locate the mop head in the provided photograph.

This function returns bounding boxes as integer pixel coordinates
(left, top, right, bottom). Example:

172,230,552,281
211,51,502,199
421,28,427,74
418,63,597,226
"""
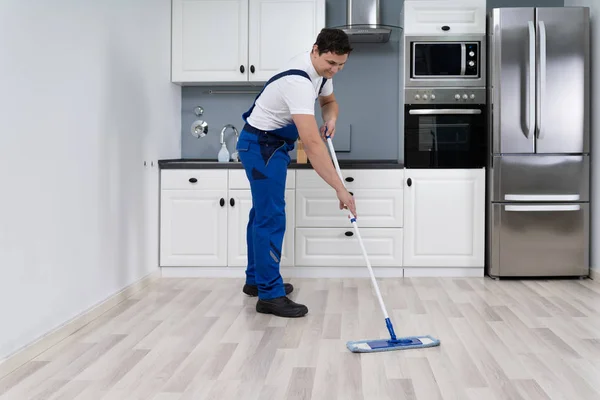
346,335,440,353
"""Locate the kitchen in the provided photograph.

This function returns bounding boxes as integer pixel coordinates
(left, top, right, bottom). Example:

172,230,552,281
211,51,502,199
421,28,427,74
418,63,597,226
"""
1,0,600,398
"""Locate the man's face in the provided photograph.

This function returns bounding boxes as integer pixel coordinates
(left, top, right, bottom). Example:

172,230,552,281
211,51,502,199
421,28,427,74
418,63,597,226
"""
311,45,348,79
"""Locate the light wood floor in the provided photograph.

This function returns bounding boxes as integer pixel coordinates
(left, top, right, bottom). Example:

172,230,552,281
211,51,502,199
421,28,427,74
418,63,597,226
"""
1,276,600,400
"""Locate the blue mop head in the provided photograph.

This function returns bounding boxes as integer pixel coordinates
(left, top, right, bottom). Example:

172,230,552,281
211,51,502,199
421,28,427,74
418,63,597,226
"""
346,335,441,353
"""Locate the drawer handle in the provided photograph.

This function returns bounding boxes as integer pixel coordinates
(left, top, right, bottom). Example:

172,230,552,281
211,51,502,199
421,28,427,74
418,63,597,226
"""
189,177,197,183
345,177,354,182
345,231,354,237
230,198,235,207
220,198,225,207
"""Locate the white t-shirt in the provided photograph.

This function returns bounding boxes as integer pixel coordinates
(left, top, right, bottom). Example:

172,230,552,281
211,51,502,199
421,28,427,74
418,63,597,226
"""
245,51,333,131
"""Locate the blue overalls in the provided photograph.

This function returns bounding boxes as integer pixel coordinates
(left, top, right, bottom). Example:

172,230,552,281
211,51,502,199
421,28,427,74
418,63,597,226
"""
236,69,327,299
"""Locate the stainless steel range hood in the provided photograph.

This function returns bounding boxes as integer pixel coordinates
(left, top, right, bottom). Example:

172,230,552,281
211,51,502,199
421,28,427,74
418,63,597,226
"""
338,0,391,43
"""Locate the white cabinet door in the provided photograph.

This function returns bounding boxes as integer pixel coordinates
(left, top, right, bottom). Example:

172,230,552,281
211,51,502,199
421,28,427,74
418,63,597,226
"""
227,189,295,267
248,0,325,82
403,0,486,35
227,189,254,267
172,0,249,83
295,188,403,228
172,0,324,84
295,228,403,267
160,189,228,266
403,169,485,267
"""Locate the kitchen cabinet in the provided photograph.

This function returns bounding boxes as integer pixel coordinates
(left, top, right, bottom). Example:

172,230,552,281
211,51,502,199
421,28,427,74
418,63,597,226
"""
171,0,325,84
294,169,404,267
402,168,485,268
403,0,486,35
160,170,228,266
160,169,295,267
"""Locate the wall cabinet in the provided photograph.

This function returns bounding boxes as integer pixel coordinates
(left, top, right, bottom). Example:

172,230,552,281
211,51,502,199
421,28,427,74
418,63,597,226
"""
171,0,326,84
402,168,485,267
403,0,487,35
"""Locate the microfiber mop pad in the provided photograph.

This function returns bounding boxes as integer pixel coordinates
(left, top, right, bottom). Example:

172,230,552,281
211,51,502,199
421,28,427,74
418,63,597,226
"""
347,335,441,353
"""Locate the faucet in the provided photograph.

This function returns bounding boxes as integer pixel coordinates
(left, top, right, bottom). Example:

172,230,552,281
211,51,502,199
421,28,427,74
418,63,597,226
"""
220,124,239,161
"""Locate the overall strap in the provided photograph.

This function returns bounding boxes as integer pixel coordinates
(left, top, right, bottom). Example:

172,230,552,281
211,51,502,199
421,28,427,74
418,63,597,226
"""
242,69,311,122
319,77,328,95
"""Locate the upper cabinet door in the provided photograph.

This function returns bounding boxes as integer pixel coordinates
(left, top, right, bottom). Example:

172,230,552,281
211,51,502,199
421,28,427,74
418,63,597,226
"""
248,0,325,82
403,0,486,35
172,0,249,83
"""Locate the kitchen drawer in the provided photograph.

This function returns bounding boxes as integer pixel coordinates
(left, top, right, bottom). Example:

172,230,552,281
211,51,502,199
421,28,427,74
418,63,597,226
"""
161,169,227,190
295,227,403,267
296,188,403,227
296,169,404,190
228,169,295,190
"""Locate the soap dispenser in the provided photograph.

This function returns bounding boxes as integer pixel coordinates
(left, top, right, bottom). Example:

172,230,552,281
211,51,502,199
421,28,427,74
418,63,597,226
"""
218,142,230,163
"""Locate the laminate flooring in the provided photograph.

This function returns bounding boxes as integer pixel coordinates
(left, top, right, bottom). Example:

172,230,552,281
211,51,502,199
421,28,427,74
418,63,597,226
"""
1,276,600,400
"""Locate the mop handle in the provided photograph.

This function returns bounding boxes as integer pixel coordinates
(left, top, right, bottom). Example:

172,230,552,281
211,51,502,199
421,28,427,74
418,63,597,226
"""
325,134,391,322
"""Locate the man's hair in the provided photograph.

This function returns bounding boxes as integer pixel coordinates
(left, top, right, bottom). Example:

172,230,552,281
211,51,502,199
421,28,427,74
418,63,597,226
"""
314,28,353,55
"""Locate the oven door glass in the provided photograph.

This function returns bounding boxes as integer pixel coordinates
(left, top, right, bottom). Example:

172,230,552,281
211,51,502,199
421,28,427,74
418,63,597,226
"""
404,105,486,168
413,43,462,77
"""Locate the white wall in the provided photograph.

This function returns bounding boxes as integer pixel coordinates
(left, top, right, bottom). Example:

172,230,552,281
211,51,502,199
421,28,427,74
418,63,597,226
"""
564,1,598,276
0,0,181,361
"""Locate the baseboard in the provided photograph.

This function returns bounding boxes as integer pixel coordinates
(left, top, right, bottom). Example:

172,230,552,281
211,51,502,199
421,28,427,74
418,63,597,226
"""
403,267,484,277
0,270,160,380
591,268,598,280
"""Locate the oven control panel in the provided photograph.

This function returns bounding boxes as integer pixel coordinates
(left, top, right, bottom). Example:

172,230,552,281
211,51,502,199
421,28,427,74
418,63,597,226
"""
405,88,486,104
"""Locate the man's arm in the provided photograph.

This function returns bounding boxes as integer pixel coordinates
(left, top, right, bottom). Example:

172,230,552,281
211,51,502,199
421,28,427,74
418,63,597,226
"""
292,114,357,217
319,93,339,123
293,114,343,190
318,93,339,138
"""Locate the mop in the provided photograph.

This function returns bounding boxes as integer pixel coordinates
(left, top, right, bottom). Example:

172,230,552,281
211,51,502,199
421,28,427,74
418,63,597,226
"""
324,132,441,353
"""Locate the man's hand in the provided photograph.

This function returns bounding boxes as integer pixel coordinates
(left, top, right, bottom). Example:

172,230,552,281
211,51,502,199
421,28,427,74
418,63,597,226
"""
336,187,357,218
320,120,336,139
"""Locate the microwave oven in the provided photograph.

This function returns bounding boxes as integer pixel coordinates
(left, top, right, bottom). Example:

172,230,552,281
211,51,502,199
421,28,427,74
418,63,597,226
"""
404,35,486,88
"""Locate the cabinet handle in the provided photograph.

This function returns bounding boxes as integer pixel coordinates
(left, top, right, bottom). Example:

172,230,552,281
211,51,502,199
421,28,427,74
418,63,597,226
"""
220,198,225,207
345,177,354,182
250,65,255,73
189,177,197,183
407,178,412,187
442,25,450,31
345,231,354,237
230,198,235,207
349,191,354,196
240,65,245,73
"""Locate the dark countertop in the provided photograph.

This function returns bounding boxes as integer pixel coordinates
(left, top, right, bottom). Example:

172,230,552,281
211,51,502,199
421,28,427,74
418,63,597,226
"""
158,158,404,169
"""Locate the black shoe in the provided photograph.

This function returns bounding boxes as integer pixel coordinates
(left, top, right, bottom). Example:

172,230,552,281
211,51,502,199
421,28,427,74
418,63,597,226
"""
256,296,308,318
243,283,293,297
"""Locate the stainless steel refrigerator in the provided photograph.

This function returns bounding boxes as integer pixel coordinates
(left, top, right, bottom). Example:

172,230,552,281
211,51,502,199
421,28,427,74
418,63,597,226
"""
486,7,590,278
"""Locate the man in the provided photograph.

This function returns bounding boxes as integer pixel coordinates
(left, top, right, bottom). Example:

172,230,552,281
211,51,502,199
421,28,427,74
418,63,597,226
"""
236,28,357,318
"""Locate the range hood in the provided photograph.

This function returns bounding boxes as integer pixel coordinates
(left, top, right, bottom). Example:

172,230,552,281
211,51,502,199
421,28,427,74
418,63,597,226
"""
338,0,391,43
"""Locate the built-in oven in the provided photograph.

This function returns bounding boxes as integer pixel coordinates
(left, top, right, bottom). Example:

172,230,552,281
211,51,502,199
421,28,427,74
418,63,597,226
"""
404,88,487,168
404,35,486,88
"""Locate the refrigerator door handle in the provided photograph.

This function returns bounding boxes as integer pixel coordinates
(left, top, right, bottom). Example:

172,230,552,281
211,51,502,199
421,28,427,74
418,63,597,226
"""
527,21,536,138
504,194,581,201
536,21,547,140
505,205,581,212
